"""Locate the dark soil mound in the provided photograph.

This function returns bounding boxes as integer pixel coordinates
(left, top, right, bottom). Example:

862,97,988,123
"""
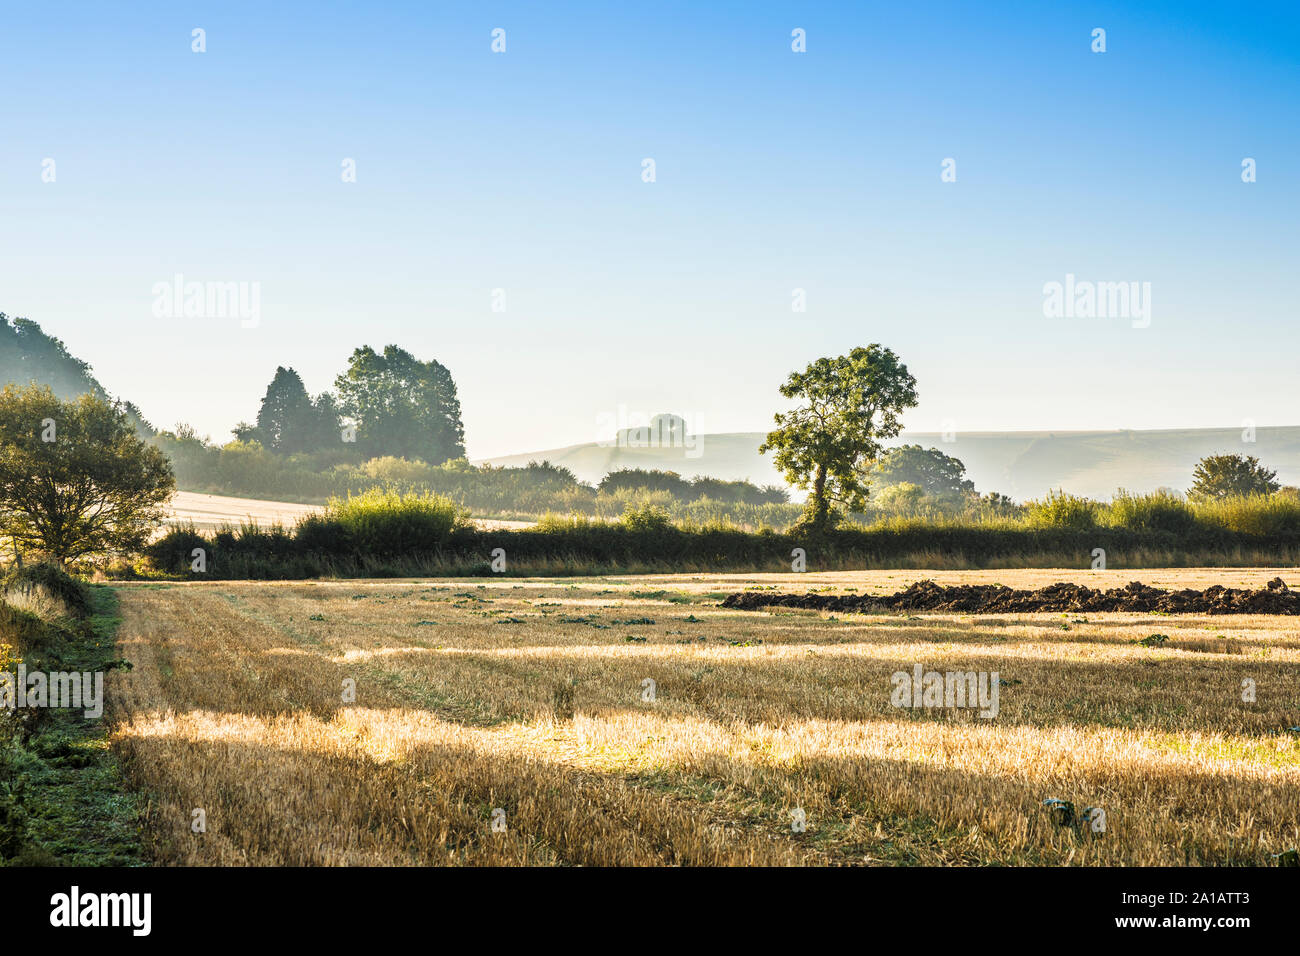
720,577,1300,615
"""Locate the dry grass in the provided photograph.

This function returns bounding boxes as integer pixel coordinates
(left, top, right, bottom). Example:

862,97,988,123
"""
106,568,1300,866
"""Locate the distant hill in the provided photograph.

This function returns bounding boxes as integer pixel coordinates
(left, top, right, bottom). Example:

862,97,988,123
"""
1,313,153,432
478,427,1300,502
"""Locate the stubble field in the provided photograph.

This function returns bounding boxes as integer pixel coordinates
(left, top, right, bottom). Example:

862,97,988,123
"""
106,568,1300,866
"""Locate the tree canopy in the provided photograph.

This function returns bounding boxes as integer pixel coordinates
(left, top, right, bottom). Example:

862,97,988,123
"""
334,346,466,464
760,345,918,528
1189,454,1280,501
235,366,340,454
872,444,974,499
0,384,174,565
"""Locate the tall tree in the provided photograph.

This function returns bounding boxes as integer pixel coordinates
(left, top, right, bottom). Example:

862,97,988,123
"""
234,376,341,455
305,391,344,451
334,346,466,463
760,346,918,529
244,367,316,454
0,385,174,565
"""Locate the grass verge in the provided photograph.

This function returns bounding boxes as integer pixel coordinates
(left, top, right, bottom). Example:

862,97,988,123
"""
1,585,144,866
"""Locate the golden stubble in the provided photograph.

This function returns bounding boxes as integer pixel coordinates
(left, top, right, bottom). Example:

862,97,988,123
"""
107,569,1300,866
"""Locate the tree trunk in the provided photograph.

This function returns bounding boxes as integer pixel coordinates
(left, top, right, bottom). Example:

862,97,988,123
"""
804,463,831,530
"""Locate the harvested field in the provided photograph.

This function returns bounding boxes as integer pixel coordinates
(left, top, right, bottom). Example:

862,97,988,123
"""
163,490,533,532
106,568,1300,866
165,491,322,531
722,576,1300,615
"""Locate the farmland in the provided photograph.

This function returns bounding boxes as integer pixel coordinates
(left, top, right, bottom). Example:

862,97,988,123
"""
106,568,1300,866
163,491,534,533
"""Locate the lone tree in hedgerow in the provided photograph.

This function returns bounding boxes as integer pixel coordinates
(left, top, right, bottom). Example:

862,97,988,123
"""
0,384,175,567
760,345,918,531
1188,453,1280,501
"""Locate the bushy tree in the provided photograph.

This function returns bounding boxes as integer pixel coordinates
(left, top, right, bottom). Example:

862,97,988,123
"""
760,346,918,528
687,476,789,505
512,460,583,491
0,385,174,565
598,468,692,497
872,444,974,499
304,391,344,451
1189,454,1280,501
152,423,218,488
335,346,465,464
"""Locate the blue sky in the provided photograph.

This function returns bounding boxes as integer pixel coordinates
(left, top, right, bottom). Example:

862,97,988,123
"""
1,1,1297,458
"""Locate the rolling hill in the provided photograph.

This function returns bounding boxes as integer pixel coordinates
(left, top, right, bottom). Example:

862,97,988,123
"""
478,427,1300,502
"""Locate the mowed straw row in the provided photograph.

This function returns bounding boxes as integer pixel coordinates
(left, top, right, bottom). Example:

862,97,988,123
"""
106,570,1300,865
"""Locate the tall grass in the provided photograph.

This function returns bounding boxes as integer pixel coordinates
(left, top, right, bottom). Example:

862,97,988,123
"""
1191,493,1300,535
1107,489,1196,533
1026,490,1099,529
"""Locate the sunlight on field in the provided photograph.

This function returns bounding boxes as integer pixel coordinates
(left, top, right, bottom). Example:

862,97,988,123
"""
107,569,1300,866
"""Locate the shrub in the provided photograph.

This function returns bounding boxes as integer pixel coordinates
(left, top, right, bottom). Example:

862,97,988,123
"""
600,469,692,498
316,488,465,555
621,504,673,533
535,512,597,532
360,456,436,486
143,526,211,575
1027,491,1099,530
874,481,926,515
231,521,296,559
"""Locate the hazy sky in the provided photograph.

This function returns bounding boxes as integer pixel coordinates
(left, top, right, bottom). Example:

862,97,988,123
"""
2,1,1297,458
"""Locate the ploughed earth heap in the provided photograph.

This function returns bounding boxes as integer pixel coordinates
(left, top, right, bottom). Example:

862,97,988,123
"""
720,577,1300,615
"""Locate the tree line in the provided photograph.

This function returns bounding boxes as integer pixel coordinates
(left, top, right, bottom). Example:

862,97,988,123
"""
233,345,465,465
1,325,1296,566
